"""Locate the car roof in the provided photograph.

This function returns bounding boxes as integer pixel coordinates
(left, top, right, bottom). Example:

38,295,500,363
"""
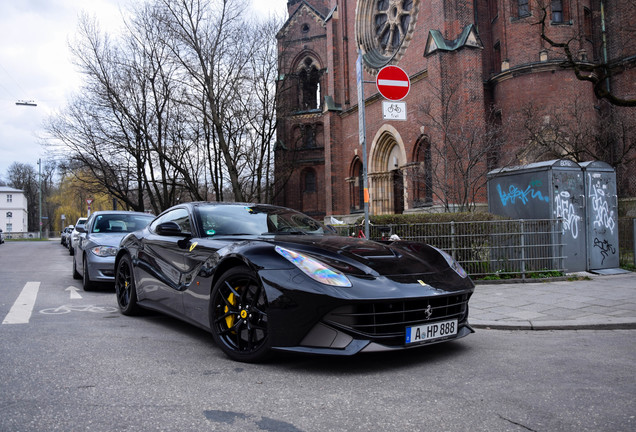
88,210,153,216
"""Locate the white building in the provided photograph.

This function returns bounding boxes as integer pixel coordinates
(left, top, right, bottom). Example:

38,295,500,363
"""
0,186,28,234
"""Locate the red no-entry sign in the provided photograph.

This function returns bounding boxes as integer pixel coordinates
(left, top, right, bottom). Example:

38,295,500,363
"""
376,66,410,101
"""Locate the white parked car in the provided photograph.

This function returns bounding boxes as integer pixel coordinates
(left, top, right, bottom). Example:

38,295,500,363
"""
69,218,88,255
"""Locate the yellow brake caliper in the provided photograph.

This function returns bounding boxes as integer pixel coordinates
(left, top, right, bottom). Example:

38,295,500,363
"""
224,292,237,329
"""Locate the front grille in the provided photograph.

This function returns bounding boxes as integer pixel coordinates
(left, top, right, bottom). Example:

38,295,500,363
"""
324,293,470,338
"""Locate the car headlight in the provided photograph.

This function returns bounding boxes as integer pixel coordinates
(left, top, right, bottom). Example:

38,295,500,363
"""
431,246,468,278
90,246,118,257
275,246,352,287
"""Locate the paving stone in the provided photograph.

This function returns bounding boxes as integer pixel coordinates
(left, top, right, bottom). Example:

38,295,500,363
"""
469,272,636,329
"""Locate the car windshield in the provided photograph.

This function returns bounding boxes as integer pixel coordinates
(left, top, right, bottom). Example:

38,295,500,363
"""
195,204,328,237
91,214,154,234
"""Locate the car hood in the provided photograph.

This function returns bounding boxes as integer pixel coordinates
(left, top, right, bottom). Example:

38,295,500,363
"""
87,232,129,246
265,235,454,279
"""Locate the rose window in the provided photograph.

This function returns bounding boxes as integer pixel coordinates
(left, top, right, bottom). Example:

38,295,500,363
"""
356,0,420,70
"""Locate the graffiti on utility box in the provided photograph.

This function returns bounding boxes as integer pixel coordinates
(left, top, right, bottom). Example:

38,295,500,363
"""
496,182,550,207
554,191,582,240
593,238,616,265
588,173,615,235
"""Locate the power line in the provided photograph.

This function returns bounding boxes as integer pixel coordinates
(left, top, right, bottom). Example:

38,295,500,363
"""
0,62,29,98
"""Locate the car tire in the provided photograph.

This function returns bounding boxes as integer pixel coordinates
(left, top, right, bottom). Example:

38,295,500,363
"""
82,257,93,291
210,266,271,363
72,255,81,280
115,254,141,316
69,243,74,256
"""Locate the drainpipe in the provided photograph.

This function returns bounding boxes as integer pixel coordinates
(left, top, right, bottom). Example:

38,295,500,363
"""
599,0,615,165
600,0,610,93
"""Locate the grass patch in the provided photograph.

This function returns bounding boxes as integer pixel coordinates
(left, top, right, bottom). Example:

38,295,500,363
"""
477,270,564,281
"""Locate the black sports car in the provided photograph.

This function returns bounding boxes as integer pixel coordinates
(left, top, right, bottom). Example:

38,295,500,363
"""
114,202,474,362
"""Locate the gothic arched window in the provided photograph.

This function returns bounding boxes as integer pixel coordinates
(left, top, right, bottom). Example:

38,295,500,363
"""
297,57,322,110
413,137,433,206
349,158,364,212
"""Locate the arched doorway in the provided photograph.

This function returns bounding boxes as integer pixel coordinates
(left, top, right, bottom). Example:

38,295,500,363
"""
369,127,406,215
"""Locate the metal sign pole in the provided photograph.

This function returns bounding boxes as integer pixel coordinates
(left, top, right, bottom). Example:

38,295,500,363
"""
38,158,42,239
356,51,370,239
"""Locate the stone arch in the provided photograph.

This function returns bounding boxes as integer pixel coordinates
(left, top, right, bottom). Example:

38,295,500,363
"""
368,125,407,214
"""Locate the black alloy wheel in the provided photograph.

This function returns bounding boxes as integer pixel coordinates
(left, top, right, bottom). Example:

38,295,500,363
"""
210,266,270,362
115,255,141,316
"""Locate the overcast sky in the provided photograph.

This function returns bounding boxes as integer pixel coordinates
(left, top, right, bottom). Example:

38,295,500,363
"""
0,0,288,181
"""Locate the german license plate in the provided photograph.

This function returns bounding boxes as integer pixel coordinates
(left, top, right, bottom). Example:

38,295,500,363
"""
405,319,458,344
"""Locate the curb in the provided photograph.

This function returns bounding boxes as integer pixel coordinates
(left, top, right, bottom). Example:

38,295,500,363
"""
470,318,636,331
473,276,571,285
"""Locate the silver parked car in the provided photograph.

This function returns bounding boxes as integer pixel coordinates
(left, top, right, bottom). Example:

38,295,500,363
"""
61,225,74,247
73,211,154,290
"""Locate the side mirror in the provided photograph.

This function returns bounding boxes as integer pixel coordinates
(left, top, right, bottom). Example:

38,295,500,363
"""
156,221,188,237
76,225,87,233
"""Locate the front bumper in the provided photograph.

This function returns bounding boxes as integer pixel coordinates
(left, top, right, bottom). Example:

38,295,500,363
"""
86,254,116,282
258,268,475,356
273,322,475,356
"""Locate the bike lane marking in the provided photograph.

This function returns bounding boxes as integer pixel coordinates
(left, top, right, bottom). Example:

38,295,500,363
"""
39,305,118,314
2,281,41,325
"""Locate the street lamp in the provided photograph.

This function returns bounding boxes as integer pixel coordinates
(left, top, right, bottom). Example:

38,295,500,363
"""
37,159,42,239
16,100,41,238
15,100,37,107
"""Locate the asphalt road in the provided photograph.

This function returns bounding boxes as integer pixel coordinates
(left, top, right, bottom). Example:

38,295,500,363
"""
1,241,635,432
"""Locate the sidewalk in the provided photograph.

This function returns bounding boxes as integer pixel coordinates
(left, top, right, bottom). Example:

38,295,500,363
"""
469,271,636,330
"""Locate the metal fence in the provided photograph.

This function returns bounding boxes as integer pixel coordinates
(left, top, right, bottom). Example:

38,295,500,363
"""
332,219,565,279
1,231,44,240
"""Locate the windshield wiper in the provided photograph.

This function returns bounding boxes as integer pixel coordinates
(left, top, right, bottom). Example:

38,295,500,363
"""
264,229,307,235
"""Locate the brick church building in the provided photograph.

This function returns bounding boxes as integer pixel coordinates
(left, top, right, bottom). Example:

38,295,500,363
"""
274,0,635,220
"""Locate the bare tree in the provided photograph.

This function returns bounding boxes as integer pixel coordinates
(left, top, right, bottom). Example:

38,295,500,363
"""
520,100,636,195
7,162,38,231
157,0,260,202
536,0,636,107
417,83,512,212
47,13,190,213
47,1,282,211
7,161,57,233
519,100,598,162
